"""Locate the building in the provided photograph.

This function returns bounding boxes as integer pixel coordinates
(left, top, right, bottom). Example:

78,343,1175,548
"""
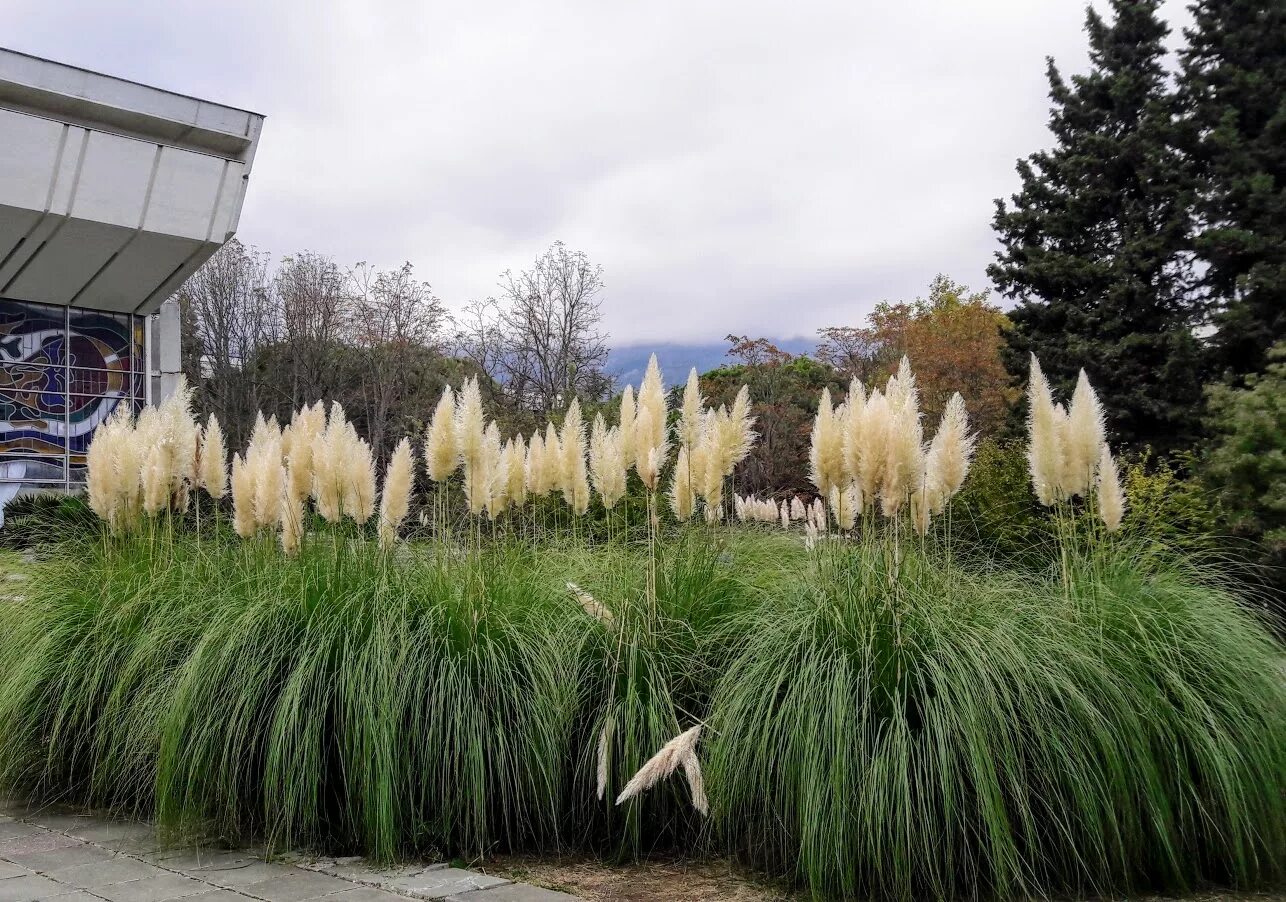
0,47,264,517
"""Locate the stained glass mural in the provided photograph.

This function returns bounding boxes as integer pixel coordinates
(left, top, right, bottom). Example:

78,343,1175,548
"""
1,299,145,486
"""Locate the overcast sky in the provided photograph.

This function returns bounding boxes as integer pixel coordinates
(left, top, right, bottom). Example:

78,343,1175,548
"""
10,1,1193,345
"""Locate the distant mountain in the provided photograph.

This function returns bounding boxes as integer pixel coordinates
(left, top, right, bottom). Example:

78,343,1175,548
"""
607,337,816,387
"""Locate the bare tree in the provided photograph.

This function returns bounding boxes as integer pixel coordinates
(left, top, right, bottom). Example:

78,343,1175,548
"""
458,242,610,417
175,239,276,447
275,251,351,409
349,261,445,458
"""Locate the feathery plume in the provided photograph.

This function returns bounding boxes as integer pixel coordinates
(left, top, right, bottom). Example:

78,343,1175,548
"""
526,431,547,496
880,358,923,517
633,354,669,489
507,433,528,507
1026,354,1064,506
1065,369,1105,497
542,422,563,494
668,445,696,520
679,368,704,450
596,719,612,801
808,388,845,499
284,403,323,506
589,415,626,509
280,492,304,556
615,725,706,816
618,384,637,472
424,386,459,483
568,582,614,627
378,437,414,547
559,399,591,514
1096,442,1125,531
199,414,228,499
841,378,867,488
455,377,485,475
830,484,857,531
231,454,256,538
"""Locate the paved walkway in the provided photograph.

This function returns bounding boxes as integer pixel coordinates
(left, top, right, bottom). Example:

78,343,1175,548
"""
0,802,578,902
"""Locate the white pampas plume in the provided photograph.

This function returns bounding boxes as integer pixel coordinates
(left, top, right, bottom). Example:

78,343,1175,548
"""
86,404,135,529
668,445,696,520
780,502,790,530
1027,355,1064,506
542,422,563,494
507,433,528,507
311,404,343,523
1096,442,1125,531
808,388,845,498
567,581,614,627
199,414,228,499
880,357,923,517
734,494,747,522
841,378,867,488
920,392,975,520
790,496,806,522
728,384,756,465
589,415,626,509
280,491,304,556
424,386,459,483
490,436,514,517
378,437,414,547
245,421,284,530
1065,369,1105,498
633,354,669,488
615,725,707,816
679,368,704,450
285,403,324,506
526,431,548,496
618,384,637,473
231,454,256,538
855,389,890,505
455,377,485,475
469,421,499,517
560,399,591,514
829,484,857,531
596,718,612,801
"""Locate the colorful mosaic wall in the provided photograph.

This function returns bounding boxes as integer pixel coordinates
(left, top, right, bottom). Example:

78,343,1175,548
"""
1,299,145,486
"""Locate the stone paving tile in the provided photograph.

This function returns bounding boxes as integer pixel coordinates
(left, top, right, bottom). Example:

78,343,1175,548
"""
195,863,301,890
237,872,355,902
179,893,252,902
60,824,151,846
384,870,507,901
10,844,116,872
0,873,67,902
93,873,208,902
35,892,103,902
148,851,252,875
443,885,580,902
0,836,84,861
0,866,30,882
20,816,98,836
44,858,166,889
320,889,409,902
0,825,41,842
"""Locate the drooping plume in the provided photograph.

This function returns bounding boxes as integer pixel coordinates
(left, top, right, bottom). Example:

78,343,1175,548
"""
615,725,707,816
679,368,704,450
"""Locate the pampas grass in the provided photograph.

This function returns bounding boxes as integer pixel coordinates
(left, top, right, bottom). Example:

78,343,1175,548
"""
378,438,414,547
615,725,706,816
199,414,228,499
1097,442,1125,531
424,386,459,483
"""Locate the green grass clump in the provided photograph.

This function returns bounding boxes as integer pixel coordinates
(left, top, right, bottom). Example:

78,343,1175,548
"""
706,537,1286,900
0,527,577,861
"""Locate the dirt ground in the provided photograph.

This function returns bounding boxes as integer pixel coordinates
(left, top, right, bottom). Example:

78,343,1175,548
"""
482,854,798,901
481,855,1286,902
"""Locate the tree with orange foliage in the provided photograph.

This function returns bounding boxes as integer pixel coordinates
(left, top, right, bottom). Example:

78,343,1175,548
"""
815,275,1014,434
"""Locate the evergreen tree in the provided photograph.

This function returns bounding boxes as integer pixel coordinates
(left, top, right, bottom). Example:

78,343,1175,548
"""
1178,0,1286,383
989,0,1203,453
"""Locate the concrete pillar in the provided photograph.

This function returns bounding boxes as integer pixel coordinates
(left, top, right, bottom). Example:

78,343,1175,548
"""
152,297,183,404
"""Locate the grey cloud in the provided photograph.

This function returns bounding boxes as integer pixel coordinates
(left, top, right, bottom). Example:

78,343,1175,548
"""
9,0,1193,344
